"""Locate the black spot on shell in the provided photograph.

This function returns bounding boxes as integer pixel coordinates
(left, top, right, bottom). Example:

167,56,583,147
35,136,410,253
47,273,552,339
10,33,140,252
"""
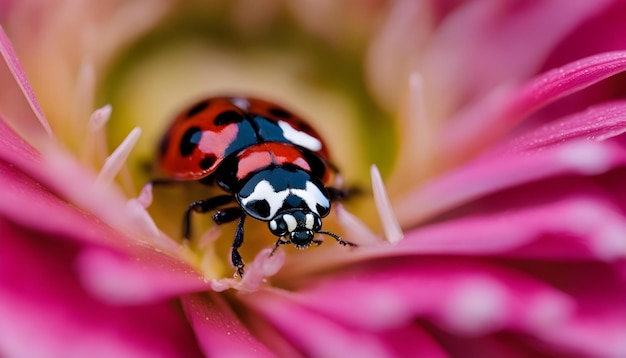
180,127,202,157
186,100,209,118
214,110,243,126
199,155,216,170
316,203,329,217
268,107,291,119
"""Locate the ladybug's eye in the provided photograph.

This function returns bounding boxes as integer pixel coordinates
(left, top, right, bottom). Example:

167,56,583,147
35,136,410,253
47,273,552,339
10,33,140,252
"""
269,216,288,236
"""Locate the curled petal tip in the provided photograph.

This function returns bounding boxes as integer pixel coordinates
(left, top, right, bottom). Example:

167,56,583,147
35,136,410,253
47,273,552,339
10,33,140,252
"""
237,247,285,292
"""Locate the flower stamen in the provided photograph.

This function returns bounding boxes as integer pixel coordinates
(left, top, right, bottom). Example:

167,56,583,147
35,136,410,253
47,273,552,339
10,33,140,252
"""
136,181,154,208
75,60,96,127
405,73,434,173
371,165,403,243
96,126,141,186
89,104,112,133
335,203,382,245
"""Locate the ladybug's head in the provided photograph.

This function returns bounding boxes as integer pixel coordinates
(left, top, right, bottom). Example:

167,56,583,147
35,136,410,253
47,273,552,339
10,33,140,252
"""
268,210,322,248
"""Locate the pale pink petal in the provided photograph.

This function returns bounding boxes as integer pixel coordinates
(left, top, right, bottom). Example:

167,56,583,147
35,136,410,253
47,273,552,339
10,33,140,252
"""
395,139,626,227
0,220,202,358
181,293,275,357
442,51,626,162
388,72,438,188
365,0,433,110
2,1,172,137
0,25,52,140
424,0,612,114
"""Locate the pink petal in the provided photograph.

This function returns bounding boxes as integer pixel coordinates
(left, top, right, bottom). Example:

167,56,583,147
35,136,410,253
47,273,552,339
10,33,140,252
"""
76,247,211,305
541,1,626,73
378,325,448,358
181,293,275,357
0,25,52,140
0,117,171,250
0,220,202,358
398,192,626,261
291,259,574,337
282,168,626,277
0,126,207,304
508,261,626,357
0,149,117,247
442,51,626,162
242,289,395,357
491,100,626,154
424,0,612,114
428,331,568,358
395,139,626,227
0,115,41,170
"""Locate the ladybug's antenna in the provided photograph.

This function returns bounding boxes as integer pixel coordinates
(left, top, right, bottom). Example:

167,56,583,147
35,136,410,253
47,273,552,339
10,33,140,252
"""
318,230,357,247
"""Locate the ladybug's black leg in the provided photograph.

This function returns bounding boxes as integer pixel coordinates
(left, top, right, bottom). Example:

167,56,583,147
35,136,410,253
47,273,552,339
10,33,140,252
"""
149,178,182,186
212,206,244,225
270,237,291,256
183,195,233,239
327,186,363,202
319,230,357,247
212,207,247,277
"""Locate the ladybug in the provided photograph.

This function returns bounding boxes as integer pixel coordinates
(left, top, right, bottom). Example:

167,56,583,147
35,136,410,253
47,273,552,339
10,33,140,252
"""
156,96,356,276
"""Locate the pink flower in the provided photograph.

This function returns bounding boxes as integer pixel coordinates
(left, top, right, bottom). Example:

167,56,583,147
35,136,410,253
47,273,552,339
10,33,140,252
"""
3,1,626,357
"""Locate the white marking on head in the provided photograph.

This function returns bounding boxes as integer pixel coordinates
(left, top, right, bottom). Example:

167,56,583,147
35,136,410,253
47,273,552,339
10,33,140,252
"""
283,214,297,232
239,180,288,220
239,179,330,220
278,120,322,152
305,213,314,229
269,220,277,231
291,181,330,215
